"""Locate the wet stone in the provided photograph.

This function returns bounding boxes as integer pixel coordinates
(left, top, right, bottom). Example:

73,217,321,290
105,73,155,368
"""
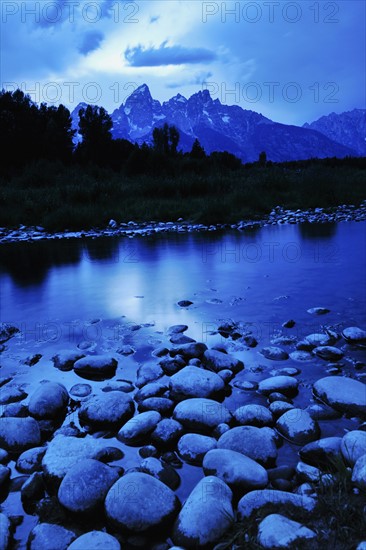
352,454,366,491
218,426,278,467
136,363,163,388
203,349,244,373
276,409,320,445
237,489,317,520
261,347,289,361
118,411,161,445
67,531,121,550
169,366,225,399
342,326,366,344
258,513,317,549
173,398,231,432
151,418,184,448
177,433,217,465
134,382,169,402
16,447,46,474
73,355,117,381
233,404,274,427
313,376,366,417
78,391,134,431
269,401,295,419
0,417,41,452
307,307,330,315
28,382,69,419
28,523,76,550
313,346,344,361
69,383,92,398
52,350,85,371
259,376,299,397
140,456,181,490
341,431,366,466
300,437,342,469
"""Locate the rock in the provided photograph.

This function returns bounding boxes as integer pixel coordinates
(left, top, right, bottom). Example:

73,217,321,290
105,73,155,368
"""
109,219,118,228
289,351,313,362
0,384,27,405
172,476,234,548
136,363,163,388
21,472,45,502
138,397,174,415
28,523,76,550
304,333,334,347
313,376,366,417
218,426,278,467
0,464,10,488
342,326,366,344
300,437,342,469
305,402,341,421
283,320,296,328
0,323,19,343
78,391,134,431
307,307,330,315
170,334,195,345
341,431,366,465
134,382,169,402
233,380,258,391
234,404,274,427
203,349,244,373
352,453,366,491
69,383,92,398
94,447,124,463
203,449,268,492
269,401,295,419
0,449,9,464
177,433,217,465
237,489,317,520
276,409,320,445
173,398,231,432
174,343,207,360
0,417,41,452
177,300,193,307
58,458,119,513
52,350,85,371
313,346,344,361
68,531,121,550
169,366,224,399
261,347,289,361
258,514,317,548
42,435,110,488
267,466,295,481
105,472,180,532
151,419,184,448
218,369,234,383
118,411,161,445
0,513,11,550
28,382,69,419
168,324,188,334
16,447,46,473
117,344,135,356
159,356,186,375
140,457,181,490
73,355,117,380
258,376,299,397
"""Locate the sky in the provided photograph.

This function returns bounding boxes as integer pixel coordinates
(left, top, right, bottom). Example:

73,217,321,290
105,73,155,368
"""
1,0,365,125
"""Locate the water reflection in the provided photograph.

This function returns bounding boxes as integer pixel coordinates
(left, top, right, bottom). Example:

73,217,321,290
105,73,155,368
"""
299,222,337,240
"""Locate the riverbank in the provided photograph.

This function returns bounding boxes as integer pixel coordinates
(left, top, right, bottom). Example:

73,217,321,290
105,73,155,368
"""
1,202,366,244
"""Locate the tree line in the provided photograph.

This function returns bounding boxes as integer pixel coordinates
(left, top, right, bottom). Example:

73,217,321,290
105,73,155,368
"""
0,89,243,177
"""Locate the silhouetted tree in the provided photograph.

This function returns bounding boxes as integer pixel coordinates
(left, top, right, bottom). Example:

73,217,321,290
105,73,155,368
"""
77,105,113,164
152,123,180,155
190,138,206,159
258,151,267,167
40,103,75,162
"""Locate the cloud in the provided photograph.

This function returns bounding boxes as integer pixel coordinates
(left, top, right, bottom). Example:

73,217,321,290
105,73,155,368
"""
124,43,217,67
78,31,105,55
150,16,160,23
166,71,213,89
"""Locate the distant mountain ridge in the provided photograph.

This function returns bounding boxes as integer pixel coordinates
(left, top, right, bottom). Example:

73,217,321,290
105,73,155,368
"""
71,85,364,162
303,109,366,157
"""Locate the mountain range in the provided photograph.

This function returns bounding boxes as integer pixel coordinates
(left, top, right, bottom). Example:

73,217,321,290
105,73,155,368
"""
71,84,365,163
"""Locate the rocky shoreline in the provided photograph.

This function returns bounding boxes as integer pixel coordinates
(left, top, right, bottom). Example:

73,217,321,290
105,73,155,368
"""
1,202,366,245
0,315,366,549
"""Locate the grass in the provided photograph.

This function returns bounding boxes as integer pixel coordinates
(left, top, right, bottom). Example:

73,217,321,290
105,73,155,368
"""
214,458,366,550
0,160,365,231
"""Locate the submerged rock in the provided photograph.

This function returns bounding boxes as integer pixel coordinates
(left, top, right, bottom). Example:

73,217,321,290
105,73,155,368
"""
261,347,289,361
313,346,344,361
105,472,180,532
0,513,10,550
172,476,234,548
73,355,117,380
258,514,317,548
307,307,330,315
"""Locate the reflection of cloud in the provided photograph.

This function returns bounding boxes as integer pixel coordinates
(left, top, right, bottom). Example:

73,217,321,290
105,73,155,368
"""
124,43,217,67
150,16,160,23
78,31,104,55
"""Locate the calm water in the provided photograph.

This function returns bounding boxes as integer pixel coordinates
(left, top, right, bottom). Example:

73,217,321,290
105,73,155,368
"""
1,222,365,338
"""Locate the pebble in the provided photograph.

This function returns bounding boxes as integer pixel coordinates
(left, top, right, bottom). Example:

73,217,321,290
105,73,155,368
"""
173,398,231,432
78,391,134,431
118,411,161,445
169,366,225,399
177,433,217,465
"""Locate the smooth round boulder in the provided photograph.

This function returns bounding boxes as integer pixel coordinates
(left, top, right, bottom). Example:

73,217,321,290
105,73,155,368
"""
218,426,278,467
258,514,317,548
0,417,41,452
313,376,366,417
234,404,273,427
134,382,169,402
68,531,121,550
28,523,76,550
136,363,163,388
341,431,366,466
173,398,231,432
261,347,289,361
258,376,298,397
269,401,295,419
52,350,85,371
203,449,268,492
300,437,342,469
304,333,334,347
73,355,117,380
151,419,184,448
140,456,181,490
69,384,92,398
203,349,244,373
169,366,224,399
238,489,317,520
58,458,119,513
0,513,10,550
342,326,366,345
177,433,217,465
78,391,134,431
105,472,180,532
276,409,320,445
313,346,344,361
307,307,330,315
352,453,366,491
172,476,234,549
138,397,174,415
28,382,69,419
174,342,207,360
117,411,161,445
16,447,46,474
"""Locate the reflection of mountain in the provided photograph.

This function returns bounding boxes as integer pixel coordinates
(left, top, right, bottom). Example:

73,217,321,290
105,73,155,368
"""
71,84,360,162
298,222,338,240
0,239,120,287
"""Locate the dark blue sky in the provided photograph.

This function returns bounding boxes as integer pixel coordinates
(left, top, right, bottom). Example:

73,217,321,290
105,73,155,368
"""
1,0,365,124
